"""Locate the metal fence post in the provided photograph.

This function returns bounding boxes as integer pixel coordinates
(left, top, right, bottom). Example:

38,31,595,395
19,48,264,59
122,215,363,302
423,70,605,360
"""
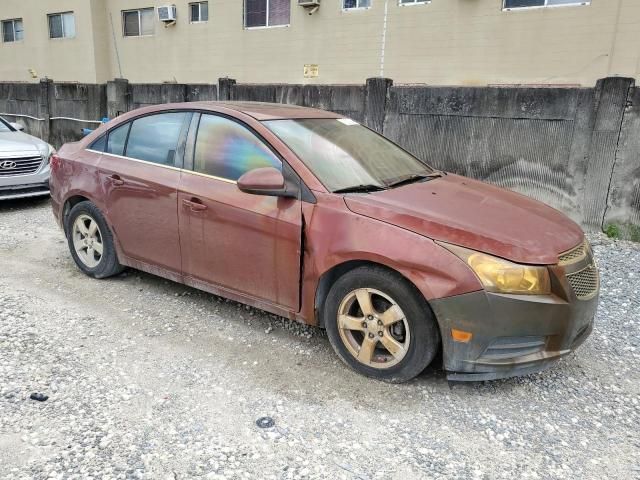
107,78,130,118
38,78,52,144
364,77,393,134
218,78,236,101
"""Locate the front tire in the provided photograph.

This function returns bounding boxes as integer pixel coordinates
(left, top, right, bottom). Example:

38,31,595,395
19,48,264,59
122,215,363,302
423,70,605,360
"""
65,201,124,279
324,266,440,383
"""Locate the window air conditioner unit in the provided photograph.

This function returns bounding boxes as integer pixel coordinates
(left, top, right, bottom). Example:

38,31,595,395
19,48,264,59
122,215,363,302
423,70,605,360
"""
157,5,177,22
298,0,321,6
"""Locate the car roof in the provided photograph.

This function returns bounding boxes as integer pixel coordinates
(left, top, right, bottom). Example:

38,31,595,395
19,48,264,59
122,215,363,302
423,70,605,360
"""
124,101,345,121
215,101,344,121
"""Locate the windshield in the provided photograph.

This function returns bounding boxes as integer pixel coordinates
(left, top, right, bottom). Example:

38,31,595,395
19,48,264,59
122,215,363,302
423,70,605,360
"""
263,119,433,192
0,118,14,133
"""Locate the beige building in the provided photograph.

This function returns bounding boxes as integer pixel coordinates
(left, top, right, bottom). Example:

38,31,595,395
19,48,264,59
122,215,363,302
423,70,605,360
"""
0,0,639,86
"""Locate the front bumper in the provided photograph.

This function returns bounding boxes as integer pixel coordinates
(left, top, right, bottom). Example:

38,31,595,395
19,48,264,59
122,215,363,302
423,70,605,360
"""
0,163,50,200
430,256,599,381
0,180,50,200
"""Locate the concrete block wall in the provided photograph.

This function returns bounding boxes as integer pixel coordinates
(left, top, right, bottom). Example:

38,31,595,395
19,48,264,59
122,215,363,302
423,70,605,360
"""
605,86,640,239
381,78,638,233
0,82,42,138
231,83,366,124
0,76,637,239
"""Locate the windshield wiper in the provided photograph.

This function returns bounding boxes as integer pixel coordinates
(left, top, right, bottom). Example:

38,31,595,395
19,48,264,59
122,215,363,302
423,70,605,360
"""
386,172,443,189
333,184,386,194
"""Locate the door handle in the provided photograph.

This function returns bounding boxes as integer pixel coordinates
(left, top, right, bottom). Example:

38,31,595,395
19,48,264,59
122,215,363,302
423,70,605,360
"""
182,198,207,212
109,174,124,186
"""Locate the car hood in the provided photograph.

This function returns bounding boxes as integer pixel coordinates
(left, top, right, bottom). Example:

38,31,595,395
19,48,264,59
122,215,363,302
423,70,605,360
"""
0,131,48,155
343,174,584,265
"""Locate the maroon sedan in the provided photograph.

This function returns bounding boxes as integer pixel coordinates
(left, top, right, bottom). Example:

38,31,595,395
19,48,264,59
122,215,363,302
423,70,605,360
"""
50,102,599,382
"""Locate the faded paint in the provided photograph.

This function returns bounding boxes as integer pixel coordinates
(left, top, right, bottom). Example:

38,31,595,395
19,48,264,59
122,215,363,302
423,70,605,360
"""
49,101,599,381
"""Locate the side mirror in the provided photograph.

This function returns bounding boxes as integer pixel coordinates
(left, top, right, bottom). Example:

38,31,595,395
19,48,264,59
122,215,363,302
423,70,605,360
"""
237,167,296,198
10,122,24,131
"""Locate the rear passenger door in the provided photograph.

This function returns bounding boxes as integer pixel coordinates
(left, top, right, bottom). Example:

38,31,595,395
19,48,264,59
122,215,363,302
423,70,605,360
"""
97,112,191,276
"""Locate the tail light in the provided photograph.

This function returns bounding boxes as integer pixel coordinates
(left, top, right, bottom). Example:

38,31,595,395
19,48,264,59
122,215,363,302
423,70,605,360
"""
50,154,62,169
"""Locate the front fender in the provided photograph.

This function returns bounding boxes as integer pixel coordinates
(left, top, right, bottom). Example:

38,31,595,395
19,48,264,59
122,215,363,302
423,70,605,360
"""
298,194,482,324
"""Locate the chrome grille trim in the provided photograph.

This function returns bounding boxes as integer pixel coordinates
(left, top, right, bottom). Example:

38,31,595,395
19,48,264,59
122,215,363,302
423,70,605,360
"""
566,265,599,300
0,156,44,177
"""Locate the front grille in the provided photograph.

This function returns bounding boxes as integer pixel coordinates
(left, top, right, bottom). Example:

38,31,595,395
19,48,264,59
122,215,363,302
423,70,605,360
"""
566,265,599,299
559,242,587,265
0,156,44,177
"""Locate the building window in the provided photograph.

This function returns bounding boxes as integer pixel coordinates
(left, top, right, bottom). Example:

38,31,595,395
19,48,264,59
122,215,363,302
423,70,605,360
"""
48,12,75,39
503,0,590,9
399,0,428,5
244,0,290,28
2,19,24,42
190,2,209,22
343,0,371,9
123,8,155,37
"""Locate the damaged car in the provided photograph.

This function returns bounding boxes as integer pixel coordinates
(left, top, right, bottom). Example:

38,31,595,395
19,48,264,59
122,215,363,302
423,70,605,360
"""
49,102,599,382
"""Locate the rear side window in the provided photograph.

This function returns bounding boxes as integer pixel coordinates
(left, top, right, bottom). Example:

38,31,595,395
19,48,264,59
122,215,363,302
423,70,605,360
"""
126,113,186,166
193,114,281,181
106,122,130,156
89,135,106,152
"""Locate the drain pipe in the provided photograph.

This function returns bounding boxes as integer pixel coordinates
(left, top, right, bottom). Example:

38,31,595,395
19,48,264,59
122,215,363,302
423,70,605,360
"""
379,0,389,77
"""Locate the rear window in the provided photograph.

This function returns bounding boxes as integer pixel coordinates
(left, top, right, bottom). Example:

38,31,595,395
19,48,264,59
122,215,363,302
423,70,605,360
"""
89,135,106,152
106,122,130,156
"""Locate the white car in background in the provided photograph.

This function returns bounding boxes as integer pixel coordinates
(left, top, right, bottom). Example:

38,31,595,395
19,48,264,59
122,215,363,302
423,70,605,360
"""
0,116,55,200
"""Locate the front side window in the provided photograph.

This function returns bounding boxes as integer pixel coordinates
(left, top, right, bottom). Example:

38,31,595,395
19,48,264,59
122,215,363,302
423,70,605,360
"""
343,0,371,9
264,119,432,192
123,8,154,37
125,113,186,165
106,123,131,156
504,0,590,9
190,2,209,22
193,114,281,181
244,0,290,28
2,19,24,42
48,12,75,39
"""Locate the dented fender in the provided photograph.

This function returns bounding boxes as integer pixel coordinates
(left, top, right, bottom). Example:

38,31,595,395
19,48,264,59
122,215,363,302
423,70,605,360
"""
297,192,482,325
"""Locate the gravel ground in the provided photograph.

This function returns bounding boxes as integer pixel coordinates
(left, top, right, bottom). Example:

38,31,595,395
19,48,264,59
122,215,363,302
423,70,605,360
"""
0,197,639,480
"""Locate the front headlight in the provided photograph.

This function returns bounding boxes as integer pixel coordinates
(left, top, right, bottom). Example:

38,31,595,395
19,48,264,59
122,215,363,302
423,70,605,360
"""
440,242,551,295
46,144,56,164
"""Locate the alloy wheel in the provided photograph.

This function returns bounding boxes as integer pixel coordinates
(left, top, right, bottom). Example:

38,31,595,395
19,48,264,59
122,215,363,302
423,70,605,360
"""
337,288,410,369
72,214,104,268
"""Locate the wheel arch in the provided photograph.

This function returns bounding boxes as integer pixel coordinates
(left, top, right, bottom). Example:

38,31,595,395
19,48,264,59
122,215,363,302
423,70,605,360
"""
314,259,436,329
62,195,92,233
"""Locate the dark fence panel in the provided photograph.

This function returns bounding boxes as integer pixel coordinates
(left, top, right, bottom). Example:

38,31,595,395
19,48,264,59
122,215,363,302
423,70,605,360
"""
0,82,42,137
382,83,636,229
0,76,637,237
233,83,366,122
605,86,640,239
129,83,218,110
49,83,107,147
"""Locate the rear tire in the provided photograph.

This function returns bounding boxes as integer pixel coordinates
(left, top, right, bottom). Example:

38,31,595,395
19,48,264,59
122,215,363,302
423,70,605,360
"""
324,266,440,383
65,201,124,279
